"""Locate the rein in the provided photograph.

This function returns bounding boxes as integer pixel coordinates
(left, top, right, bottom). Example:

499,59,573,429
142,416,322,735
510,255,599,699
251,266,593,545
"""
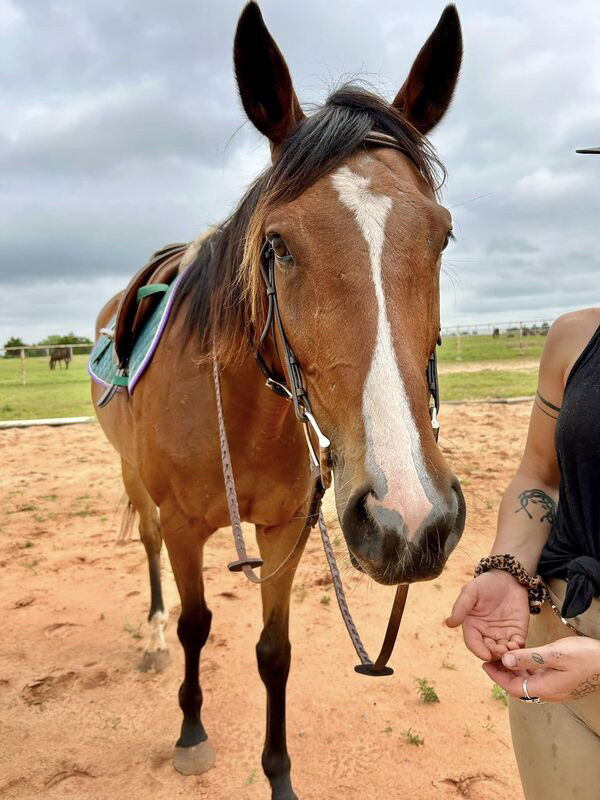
212,130,442,676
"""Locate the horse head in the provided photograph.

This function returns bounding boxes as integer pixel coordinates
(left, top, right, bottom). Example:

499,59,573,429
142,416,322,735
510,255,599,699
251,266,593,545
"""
234,2,466,586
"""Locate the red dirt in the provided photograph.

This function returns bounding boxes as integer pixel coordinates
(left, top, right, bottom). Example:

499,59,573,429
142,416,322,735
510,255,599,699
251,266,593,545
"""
0,404,531,799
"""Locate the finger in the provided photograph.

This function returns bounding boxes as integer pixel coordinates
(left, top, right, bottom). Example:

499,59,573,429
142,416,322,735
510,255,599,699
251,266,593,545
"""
446,582,478,628
485,661,566,702
502,644,564,672
509,633,526,648
463,627,493,661
506,639,522,651
482,661,528,698
484,637,508,660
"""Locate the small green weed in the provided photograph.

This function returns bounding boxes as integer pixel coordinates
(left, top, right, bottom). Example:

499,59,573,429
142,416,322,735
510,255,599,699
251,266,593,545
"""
492,684,508,707
416,678,439,704
401,728,424,746
320,594,331,606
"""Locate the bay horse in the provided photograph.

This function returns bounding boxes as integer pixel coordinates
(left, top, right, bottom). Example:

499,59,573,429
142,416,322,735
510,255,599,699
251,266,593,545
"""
49,347,71,369
92,3,465,796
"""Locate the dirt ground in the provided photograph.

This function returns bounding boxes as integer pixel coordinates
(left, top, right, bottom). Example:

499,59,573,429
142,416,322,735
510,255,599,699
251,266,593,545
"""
0,403,532,800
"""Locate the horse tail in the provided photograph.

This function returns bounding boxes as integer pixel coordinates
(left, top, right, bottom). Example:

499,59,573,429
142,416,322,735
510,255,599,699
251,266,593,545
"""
116,495,137,546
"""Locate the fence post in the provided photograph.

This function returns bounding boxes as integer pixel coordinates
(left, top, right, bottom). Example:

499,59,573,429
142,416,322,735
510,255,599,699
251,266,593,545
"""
519,321,523,355
20,348,26,386
456,326,462,361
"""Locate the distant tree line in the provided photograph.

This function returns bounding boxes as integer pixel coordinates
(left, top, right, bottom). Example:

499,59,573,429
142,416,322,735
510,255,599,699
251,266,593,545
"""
2,333,93,357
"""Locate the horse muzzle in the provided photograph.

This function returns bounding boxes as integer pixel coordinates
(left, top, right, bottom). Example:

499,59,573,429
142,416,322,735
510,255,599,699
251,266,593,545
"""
341,480,465,585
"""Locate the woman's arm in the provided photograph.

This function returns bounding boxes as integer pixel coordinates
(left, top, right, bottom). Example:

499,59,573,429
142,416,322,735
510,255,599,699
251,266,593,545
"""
447,311,599,659
487,317,566,569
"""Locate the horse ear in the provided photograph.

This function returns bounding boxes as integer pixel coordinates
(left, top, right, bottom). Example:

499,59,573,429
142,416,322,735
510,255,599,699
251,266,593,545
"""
393,5,462,135
234,2,305,146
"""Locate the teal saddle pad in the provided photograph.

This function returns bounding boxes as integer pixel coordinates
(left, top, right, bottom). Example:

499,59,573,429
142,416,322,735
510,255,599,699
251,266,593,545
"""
88,274,182,395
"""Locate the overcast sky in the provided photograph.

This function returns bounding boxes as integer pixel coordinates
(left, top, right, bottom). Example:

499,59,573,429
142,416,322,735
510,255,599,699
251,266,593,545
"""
1,0,599,344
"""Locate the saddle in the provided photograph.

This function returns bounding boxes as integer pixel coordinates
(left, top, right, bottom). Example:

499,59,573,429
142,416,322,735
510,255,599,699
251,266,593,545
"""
90,241,190,407
114,241,189,365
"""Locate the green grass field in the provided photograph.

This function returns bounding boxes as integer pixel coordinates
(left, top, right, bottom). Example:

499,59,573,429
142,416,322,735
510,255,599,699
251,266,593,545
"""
0,335,541,422
438,333,545,363
441,369,537,401
0,355,93,421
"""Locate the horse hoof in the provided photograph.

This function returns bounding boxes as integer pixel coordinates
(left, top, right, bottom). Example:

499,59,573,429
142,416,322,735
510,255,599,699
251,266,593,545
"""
173,740,215,775
140,648,170,673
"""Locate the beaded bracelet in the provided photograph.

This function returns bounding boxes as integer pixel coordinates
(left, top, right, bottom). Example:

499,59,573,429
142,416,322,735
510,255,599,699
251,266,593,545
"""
474,554,547,614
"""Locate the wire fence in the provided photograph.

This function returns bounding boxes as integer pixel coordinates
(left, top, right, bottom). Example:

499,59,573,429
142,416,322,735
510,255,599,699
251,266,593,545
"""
441,318,552,337
441,318,552,362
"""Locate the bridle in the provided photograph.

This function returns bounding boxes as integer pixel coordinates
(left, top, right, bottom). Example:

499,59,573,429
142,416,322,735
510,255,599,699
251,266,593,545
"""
212,129,443,676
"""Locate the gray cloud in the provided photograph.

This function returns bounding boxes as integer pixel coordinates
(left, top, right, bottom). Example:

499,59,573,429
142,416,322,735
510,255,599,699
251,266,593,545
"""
1,0,599,344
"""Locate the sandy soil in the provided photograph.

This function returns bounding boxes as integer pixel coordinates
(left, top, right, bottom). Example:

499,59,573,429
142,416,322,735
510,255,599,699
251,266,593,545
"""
0,403,532,800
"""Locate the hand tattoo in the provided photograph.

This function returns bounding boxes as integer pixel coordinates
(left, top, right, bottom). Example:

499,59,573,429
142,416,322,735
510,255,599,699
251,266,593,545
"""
532,653,544,665
571,673,600,700
515,489,557,525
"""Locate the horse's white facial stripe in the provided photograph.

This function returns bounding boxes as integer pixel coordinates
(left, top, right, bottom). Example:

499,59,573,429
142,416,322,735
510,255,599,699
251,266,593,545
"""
331,165,435,538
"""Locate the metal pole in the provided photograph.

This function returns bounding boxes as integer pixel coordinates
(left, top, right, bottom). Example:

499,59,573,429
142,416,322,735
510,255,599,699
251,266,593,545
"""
456,326,462,361
20,348,26,386
519,321,523,355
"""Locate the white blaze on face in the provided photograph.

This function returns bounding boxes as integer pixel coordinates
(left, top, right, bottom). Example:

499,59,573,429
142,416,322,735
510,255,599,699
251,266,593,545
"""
331,165,435,538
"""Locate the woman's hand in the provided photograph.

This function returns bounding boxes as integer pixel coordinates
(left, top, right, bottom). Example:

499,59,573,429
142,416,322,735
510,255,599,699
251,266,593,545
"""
483,635,600,703
446,570,529,660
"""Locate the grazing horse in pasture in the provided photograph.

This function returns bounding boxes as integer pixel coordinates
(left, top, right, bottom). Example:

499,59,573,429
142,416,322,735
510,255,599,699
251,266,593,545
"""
49,347,71,369
91,3,465,796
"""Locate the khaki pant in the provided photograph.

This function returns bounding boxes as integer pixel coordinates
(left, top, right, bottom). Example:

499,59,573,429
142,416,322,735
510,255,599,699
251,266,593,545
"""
509,579,600,800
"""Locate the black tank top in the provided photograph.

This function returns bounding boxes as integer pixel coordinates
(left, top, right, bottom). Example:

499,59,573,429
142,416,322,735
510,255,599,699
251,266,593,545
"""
539,323,600,617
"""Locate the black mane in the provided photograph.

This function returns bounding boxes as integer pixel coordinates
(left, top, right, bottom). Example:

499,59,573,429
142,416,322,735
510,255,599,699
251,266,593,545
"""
172,85,444,363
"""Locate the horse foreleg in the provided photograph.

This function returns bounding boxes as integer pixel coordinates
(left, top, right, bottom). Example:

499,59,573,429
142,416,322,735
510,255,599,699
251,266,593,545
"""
121,459,169,672
162,517,215,776
256,516,309,800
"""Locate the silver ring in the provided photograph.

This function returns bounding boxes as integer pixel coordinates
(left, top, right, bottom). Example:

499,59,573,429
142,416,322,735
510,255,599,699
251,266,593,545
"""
520,677,544,704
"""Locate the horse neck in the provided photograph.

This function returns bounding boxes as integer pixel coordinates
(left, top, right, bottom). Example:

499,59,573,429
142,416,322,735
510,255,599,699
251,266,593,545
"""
219,344,307,465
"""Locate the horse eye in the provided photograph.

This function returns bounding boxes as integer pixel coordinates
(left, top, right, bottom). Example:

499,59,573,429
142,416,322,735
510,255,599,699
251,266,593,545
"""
441,230,454,252
270,235,293,265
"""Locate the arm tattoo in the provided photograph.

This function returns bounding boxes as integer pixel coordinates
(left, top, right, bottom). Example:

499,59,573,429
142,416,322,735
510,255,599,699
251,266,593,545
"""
571,673,600,700
515,489,557,524
535,390,561,420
